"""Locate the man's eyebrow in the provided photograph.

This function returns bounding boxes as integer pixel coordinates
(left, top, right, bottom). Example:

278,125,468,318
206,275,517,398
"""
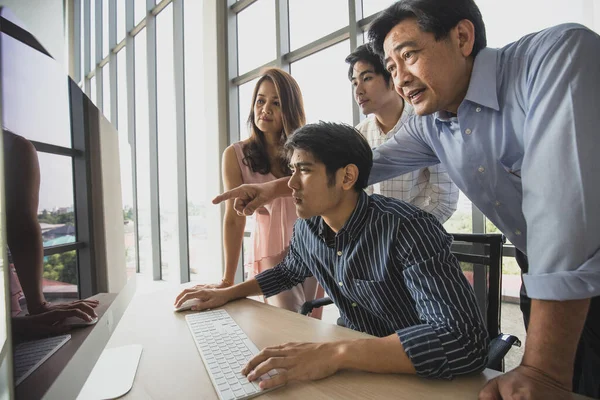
351,69,375,81
289,162,314,168
384,40,419,64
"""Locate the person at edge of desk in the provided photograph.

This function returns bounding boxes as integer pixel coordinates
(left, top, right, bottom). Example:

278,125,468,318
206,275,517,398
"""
176,122,489,387
3,129,98,338
211,1,600,399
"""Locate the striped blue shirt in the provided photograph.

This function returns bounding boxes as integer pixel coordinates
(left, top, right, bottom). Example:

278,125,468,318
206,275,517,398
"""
255,191,488,379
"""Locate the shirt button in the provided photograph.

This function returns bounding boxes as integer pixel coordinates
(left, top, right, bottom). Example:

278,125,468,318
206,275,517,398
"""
476,107,482,112
465,128,472,135
495,201,501,206
478,166,485,173
339,282,343,286
337,251,342,256
515,230,522,235
351,303,357,307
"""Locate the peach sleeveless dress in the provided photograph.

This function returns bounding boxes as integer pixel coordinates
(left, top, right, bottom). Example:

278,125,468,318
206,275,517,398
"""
233,142,323,318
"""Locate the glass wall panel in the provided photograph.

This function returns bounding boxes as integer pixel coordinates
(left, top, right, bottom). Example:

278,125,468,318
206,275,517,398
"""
238,78,259,141
362,0,394,18
290,41,353,125
90,0,96,66
289,0,348,50
184,0,221,283
102,0,109,57
37,153,76,248
117,0,126,42
237,0,276,74
156,5,180,281
102,65,111,121
443,192,473,234
117,48,136,277
134,29,153,276
135,0,146,25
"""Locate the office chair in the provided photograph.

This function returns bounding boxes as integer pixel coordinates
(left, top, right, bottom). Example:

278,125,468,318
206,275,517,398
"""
299,233,521,372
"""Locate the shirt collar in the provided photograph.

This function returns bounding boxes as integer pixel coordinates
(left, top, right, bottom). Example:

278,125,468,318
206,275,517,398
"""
436,47,500,121
317,191,370,241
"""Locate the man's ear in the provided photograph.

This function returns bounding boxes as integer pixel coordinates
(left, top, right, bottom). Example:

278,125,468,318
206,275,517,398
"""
341,164,359,191
454,19,476,58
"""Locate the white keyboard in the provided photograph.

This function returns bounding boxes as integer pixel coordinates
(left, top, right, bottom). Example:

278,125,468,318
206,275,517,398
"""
13,334,71,385
185,309,280,400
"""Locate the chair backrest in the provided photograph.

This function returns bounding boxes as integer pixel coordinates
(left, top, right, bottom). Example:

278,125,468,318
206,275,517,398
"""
450,233,506,341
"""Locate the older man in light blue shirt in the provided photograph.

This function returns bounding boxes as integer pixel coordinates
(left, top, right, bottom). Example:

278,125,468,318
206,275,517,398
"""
368,0,600,399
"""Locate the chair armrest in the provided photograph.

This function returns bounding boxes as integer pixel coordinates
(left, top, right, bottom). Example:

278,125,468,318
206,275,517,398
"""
487,333,521,371
299,297,334,315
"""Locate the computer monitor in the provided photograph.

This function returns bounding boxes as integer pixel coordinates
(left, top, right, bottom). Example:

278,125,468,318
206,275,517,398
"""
0,7,137,399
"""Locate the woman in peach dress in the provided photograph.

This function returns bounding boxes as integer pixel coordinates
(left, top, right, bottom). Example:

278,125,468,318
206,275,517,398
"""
204,68,323,317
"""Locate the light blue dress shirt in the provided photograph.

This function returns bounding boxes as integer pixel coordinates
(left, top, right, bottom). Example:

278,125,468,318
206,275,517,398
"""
370,23,600,301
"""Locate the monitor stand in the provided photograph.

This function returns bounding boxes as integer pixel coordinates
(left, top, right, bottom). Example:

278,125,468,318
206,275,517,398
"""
76,344,143,400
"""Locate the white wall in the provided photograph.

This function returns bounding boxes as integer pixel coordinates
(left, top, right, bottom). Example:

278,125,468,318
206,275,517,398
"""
0,0,65,69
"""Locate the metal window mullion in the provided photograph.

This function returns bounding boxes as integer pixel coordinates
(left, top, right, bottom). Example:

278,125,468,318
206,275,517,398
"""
227,0,244,284
275,0,290,72
126,0,140,274
471,204,487,316
349,0,364,126
173,0,190,283
146,4,162,280
284,26,350,64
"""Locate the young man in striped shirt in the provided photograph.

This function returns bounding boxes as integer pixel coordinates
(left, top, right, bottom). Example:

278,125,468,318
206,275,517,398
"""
348,44,458,223
176,122,488,388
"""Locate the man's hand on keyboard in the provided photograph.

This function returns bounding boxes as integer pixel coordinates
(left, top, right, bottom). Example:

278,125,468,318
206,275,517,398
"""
242,342,341,389
174,287,231,311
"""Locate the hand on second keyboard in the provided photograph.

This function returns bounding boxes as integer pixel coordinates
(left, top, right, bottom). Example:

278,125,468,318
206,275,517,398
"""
242,342,342,389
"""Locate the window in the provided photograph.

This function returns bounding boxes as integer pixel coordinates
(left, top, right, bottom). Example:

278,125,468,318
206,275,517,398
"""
102,0,109,57
156,4,180,281
362,0,395,18
443,191,474,234
117,0,126,43
135,29,153,276
236,0,276,74
291,41,353,125
117,48,136,277
184,0,221,283
238,78,259,141
37,153,77,249
135,0,146,25
103,65,111,121
90,0,96,66
288,0,348,50
90,75,97,105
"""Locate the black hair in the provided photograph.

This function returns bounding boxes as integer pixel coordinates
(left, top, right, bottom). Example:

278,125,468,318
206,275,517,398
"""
368,0,486,59
345,43,391,86
284,122,372,193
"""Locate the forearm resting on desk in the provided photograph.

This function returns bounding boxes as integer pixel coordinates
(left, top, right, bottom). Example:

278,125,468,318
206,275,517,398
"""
337,334,416,375
224,279,263,301
522,298,590,388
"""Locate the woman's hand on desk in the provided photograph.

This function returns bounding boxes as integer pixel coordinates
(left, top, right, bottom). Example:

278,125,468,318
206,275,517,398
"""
12,308,95,338
28,299,99,319
174,287,231,311
242,342,342,389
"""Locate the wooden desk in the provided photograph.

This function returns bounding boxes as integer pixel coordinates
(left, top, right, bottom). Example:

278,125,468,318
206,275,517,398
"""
108,288,524,400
